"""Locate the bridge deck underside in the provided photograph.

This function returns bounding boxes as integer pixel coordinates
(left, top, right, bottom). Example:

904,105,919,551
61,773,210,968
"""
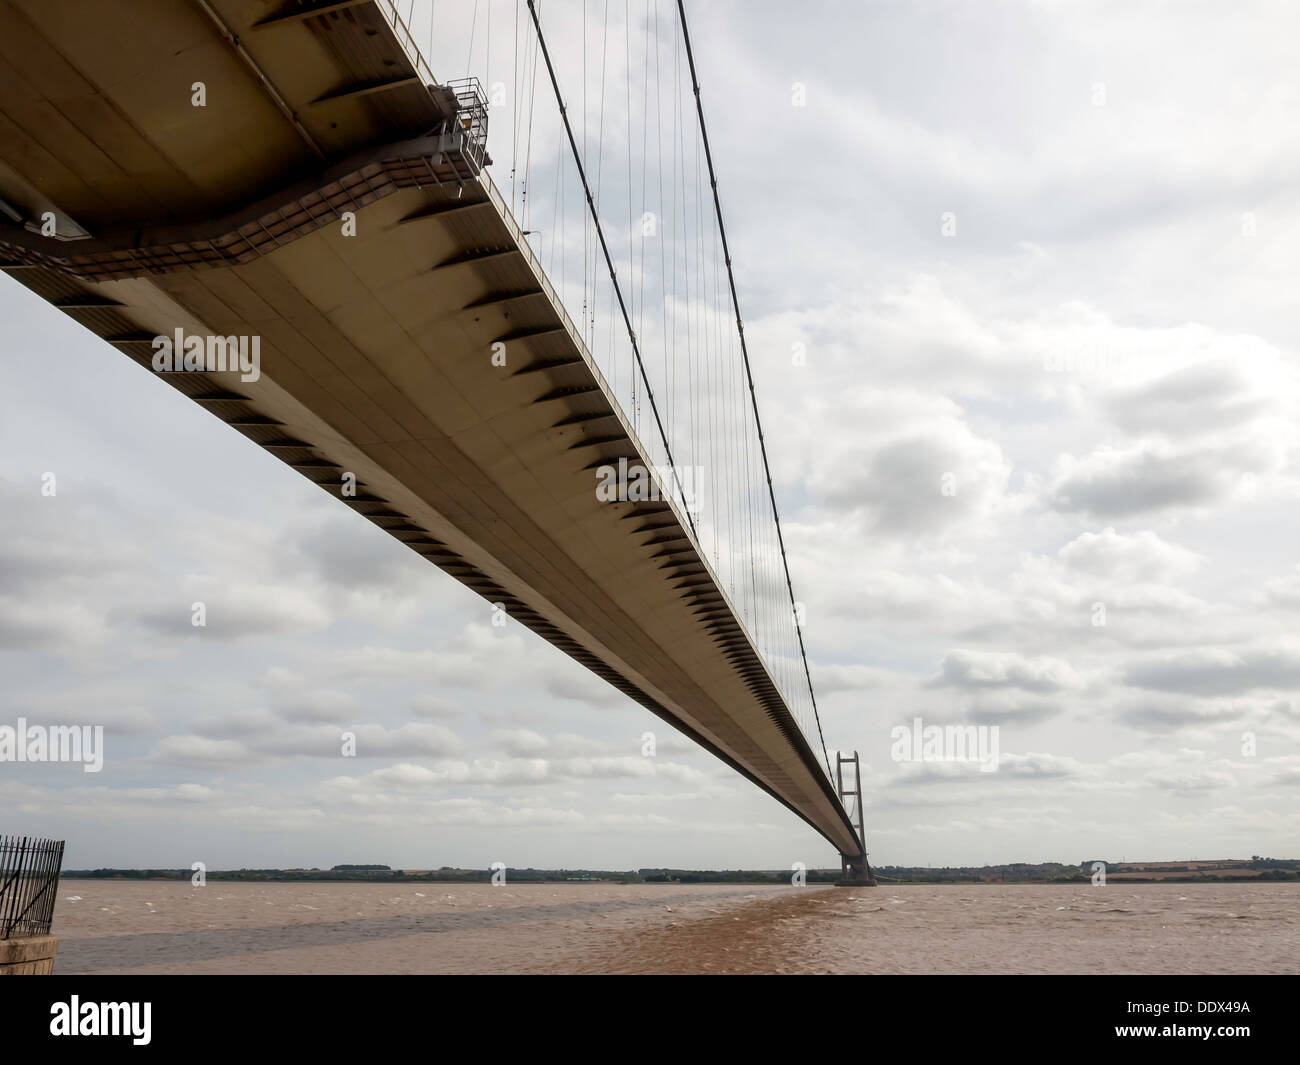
0,0,861,857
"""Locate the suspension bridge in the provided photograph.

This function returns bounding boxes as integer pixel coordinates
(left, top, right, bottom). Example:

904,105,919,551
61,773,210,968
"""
0,0,873,882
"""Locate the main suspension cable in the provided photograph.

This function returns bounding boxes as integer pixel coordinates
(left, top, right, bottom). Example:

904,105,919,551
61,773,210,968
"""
674,0,831,779
525,0,700,543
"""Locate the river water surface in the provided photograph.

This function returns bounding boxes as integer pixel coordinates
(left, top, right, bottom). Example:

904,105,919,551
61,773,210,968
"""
51,880,1298,974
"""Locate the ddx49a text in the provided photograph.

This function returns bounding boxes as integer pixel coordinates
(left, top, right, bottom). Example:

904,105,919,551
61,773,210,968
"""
1128,1002,1250,1015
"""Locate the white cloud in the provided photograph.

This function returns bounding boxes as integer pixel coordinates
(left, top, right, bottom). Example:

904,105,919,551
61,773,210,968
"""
932,650,1085,693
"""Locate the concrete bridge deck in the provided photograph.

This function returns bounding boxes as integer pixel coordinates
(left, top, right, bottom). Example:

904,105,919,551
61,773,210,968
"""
0,0,863,859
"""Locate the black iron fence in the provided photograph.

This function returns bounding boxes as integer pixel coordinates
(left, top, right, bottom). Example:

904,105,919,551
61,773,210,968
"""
0,835,65,938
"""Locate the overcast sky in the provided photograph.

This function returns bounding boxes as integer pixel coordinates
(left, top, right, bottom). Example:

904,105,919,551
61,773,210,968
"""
3,0,1299,872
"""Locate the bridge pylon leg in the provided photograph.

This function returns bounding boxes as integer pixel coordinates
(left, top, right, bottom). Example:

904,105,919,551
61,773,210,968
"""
834,751,877,886
837,852,876,886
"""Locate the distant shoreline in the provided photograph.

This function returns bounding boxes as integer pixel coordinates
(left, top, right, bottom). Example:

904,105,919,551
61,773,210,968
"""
61,858,1300,886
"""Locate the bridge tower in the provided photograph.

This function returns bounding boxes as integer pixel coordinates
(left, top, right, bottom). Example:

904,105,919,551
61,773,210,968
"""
835,751,877,886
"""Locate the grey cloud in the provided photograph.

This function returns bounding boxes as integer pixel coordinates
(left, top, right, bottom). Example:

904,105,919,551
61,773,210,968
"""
409,694,460,719
273,690,359,725
1115,699,1246,731
1105,358,1275,440
133,583,332,641
1146,769,1236,792
147,735,251,769
965,694,1062,725
261,722,463,760
1048,440,1267,519
1124,646,1300,697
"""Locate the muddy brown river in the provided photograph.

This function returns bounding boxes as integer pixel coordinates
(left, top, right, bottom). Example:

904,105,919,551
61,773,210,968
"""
49,880,1299,974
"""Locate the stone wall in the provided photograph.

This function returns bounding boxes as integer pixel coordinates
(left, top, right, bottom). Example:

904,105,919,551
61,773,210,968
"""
0,935,59,974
